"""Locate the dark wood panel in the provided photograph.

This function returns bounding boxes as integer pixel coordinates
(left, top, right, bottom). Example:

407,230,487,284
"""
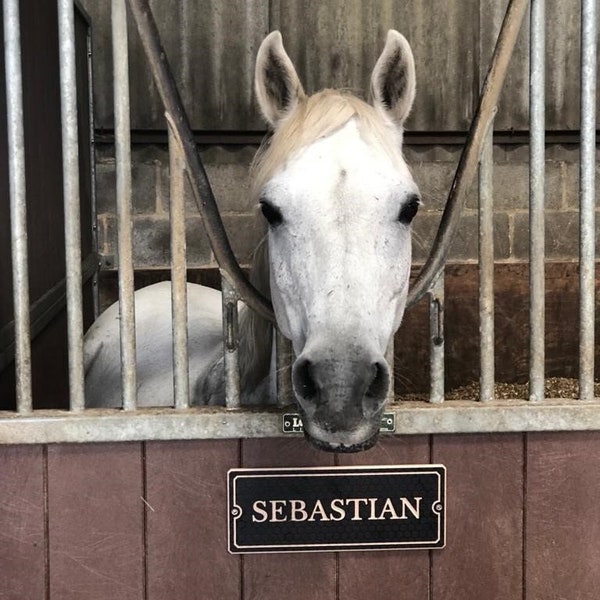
396,262,600,394
145,440,241,600
525,432,600,599
242,438,336,600
336,436,431,600
481,0,600,130
81,0,268,130
47,443,144,600
0,445,46,600
431,434,524,600
270,0,479,132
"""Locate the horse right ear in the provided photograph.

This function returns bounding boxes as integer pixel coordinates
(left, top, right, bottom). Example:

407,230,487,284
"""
255,31,305,127
370,30,416,127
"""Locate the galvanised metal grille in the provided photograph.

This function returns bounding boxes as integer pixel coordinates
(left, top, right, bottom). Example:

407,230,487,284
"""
0,0,598,444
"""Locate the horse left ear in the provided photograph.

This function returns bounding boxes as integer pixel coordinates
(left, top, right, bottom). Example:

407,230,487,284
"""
255,31,305,127
370,30,416,126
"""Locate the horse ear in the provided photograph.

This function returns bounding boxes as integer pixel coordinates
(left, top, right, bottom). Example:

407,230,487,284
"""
370,30,416,126
255,31,305,127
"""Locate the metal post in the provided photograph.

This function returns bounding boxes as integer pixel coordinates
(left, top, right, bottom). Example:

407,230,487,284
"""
429,274,445,404
168,126,190,409
86,18,100,321
112,0,137,410
276,330,293,407
385,338,395,404
478,120,495,402
221,275,241,408
579,0,597,401
58,0,85,411
3,0,32,412
528,0,545,402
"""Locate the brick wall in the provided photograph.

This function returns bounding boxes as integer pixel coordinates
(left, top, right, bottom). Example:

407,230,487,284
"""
95,142,599,277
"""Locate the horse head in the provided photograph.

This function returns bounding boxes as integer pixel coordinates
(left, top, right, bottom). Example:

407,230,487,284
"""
253,31,420,452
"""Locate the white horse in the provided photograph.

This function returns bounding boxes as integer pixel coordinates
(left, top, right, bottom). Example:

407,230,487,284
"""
85,30,420,452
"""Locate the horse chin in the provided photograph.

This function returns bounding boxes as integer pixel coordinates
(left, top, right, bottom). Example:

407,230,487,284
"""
304,430,380,453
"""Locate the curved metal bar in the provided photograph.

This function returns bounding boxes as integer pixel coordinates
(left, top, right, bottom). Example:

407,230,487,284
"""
126,0,275,323
406,0,529,308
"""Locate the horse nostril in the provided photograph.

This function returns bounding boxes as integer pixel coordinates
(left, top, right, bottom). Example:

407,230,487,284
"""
366,361,389,399
293,358,318,400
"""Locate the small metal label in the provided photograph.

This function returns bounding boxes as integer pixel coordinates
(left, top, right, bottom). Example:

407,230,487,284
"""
283,413,395,433
228,465,445,553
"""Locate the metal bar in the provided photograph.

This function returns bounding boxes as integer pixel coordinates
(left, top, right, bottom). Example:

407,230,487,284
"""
385,338,395,404
86,14,100,321
276,330,293,407
579,0,597,401
168,126,190,409
112,0,137,410
93,129,595,149
528,0,546,402
478,121,495,402
429,275,445,404
58,0,85,411
407,0,529,307
221,275,241,408
3,0,32,412
126,0,274,323
4,399,600,444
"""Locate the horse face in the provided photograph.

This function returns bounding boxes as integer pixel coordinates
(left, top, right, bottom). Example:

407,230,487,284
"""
255,31,418,452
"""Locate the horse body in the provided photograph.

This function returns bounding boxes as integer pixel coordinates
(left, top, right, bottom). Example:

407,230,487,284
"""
85,282,225,407
85,30,420,452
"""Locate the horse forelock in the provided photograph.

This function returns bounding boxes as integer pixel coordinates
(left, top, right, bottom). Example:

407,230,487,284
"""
249,89,405,201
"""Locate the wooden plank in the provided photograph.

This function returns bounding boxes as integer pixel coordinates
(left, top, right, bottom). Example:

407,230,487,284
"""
0,445,46,600
480,0,599,130
336,436,431,600
270,0,479,132
80,0,268,130
431,434,524,600
526,432,600,599
47,443,144,600
242,438,336,600
145,440,241,600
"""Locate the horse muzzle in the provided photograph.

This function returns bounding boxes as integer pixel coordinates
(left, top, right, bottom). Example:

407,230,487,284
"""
292,349,390,453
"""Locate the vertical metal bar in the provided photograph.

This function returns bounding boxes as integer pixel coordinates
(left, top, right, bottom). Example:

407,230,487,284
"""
276,330,293,407
579,0,597,401
111,0,137,410
385,338,395,403
168,126,189,409
86,17,100,320
58,0,85,411
528,0,545,402
221,275,241,408
478,120,495,402
429,274,445,404
3,0,32,412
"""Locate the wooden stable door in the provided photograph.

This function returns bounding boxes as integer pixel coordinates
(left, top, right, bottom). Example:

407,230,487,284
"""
2,433,600,599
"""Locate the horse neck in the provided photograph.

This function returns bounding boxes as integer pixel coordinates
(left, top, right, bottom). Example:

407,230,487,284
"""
237,237,273,399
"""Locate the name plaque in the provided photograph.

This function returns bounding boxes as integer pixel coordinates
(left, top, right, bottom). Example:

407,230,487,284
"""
228,465,446,553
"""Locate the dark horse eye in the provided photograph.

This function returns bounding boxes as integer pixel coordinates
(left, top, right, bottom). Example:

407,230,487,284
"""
398,194,420,225
260,200,283,227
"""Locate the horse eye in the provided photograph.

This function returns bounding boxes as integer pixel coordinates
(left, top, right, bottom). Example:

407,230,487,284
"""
398,194,420,225
260,200,283,227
